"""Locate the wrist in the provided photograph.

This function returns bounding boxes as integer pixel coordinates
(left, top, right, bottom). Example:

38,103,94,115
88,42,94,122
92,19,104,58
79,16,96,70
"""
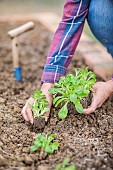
41,82,54,90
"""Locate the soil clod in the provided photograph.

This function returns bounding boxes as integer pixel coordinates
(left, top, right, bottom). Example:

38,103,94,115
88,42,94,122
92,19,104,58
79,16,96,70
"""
33,118,46,131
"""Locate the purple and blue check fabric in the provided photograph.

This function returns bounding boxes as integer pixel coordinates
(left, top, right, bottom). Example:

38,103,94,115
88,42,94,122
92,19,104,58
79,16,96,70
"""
41,0,91,83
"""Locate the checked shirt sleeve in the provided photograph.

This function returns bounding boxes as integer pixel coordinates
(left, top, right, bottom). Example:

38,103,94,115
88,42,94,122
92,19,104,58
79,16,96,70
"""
41,0,91,83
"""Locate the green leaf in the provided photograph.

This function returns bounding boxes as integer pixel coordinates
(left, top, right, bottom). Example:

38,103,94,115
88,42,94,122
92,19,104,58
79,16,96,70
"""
88,79,96,85
58,103,68,119
42,100,49,106
54,82,59,87
75,100,83,114
41,107,49,115
55,98,67,107
32,90,45,100
77,89,89,98
30,145,38,152
34,140,41,148
75,88,82,95
51,142,59,152
62,158,70,167
70,94,77,103
47,134,56,143
48,88,63,94
55,164,62,170
37,134,46,142
53,96,64,105
65,165,76,170
45,145,52,154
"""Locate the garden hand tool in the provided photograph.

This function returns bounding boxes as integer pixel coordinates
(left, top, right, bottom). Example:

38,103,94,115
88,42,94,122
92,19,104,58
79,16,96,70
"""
8,21,35,81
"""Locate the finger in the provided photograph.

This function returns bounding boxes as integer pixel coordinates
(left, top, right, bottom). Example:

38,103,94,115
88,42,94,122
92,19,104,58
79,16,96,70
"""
97,100,105,108
44,95,53,121
83,97,98,114
45,109,50,122
92,84,97,91
44,103,51,122
27,97,34,105
21,106,29,122
26,107,33,124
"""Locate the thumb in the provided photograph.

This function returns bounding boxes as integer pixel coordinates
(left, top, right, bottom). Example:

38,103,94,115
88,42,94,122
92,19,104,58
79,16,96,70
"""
83,96,98,114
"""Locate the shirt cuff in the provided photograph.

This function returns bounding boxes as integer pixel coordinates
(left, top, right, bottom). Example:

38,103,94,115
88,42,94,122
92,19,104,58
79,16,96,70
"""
41,64,67,83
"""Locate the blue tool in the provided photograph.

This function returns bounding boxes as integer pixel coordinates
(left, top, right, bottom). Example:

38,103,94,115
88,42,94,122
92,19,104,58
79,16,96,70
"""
8,22,35,82
14,67,22,81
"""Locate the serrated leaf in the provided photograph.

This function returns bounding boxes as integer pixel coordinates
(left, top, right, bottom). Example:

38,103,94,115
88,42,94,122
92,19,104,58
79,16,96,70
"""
58,103,68,119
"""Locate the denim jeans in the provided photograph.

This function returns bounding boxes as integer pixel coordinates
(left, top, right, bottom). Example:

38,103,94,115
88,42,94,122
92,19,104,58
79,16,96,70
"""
87,0,113,57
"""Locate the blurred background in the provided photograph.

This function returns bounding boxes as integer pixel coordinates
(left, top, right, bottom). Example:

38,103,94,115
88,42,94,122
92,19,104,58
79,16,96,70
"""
0,0,65,15
0,0,97,42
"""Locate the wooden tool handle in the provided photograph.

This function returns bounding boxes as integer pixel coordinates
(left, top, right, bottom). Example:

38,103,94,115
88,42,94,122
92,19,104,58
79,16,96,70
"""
8,21,35,38
12,37,20,68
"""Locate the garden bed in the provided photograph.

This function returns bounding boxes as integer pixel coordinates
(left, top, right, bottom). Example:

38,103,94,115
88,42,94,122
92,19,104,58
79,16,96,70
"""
0,21,113,170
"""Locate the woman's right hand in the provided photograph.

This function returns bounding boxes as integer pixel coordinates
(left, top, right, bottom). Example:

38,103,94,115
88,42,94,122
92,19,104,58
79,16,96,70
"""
21,83,54,124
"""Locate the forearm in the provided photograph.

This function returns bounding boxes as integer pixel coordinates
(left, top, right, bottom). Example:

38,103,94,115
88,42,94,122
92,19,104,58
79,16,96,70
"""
41,0,91,83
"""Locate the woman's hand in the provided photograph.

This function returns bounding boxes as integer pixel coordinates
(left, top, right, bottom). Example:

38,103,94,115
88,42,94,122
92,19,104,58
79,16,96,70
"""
83,80,113,114
21,83,54,124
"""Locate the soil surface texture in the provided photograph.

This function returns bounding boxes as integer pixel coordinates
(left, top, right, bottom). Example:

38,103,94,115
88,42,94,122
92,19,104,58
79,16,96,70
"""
0,21,113,170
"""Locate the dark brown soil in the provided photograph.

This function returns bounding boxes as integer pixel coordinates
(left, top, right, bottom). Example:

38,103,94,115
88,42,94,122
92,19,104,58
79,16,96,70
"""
33,117,46,131
0,21,113,170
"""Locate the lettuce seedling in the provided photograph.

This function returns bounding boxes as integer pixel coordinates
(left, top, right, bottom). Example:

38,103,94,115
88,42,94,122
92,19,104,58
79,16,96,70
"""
30,133,59,154
49,67,96,119
55,158,76,170
30,90,49,118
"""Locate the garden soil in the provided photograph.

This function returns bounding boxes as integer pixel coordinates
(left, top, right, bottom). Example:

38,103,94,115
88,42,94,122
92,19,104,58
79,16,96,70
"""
0,21,113,170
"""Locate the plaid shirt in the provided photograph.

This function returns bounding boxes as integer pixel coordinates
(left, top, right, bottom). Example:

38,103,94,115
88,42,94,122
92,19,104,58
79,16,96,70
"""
41,0,91,83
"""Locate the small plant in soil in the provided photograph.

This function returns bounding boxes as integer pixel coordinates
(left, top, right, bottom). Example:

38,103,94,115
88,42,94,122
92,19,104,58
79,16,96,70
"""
30,134,59,155
49,67,96,119
31,90,49,118
55,158,76,170
30,90,49,129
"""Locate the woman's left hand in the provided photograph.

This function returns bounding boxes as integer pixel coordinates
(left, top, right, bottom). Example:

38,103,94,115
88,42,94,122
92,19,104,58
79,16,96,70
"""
83,80,113,114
